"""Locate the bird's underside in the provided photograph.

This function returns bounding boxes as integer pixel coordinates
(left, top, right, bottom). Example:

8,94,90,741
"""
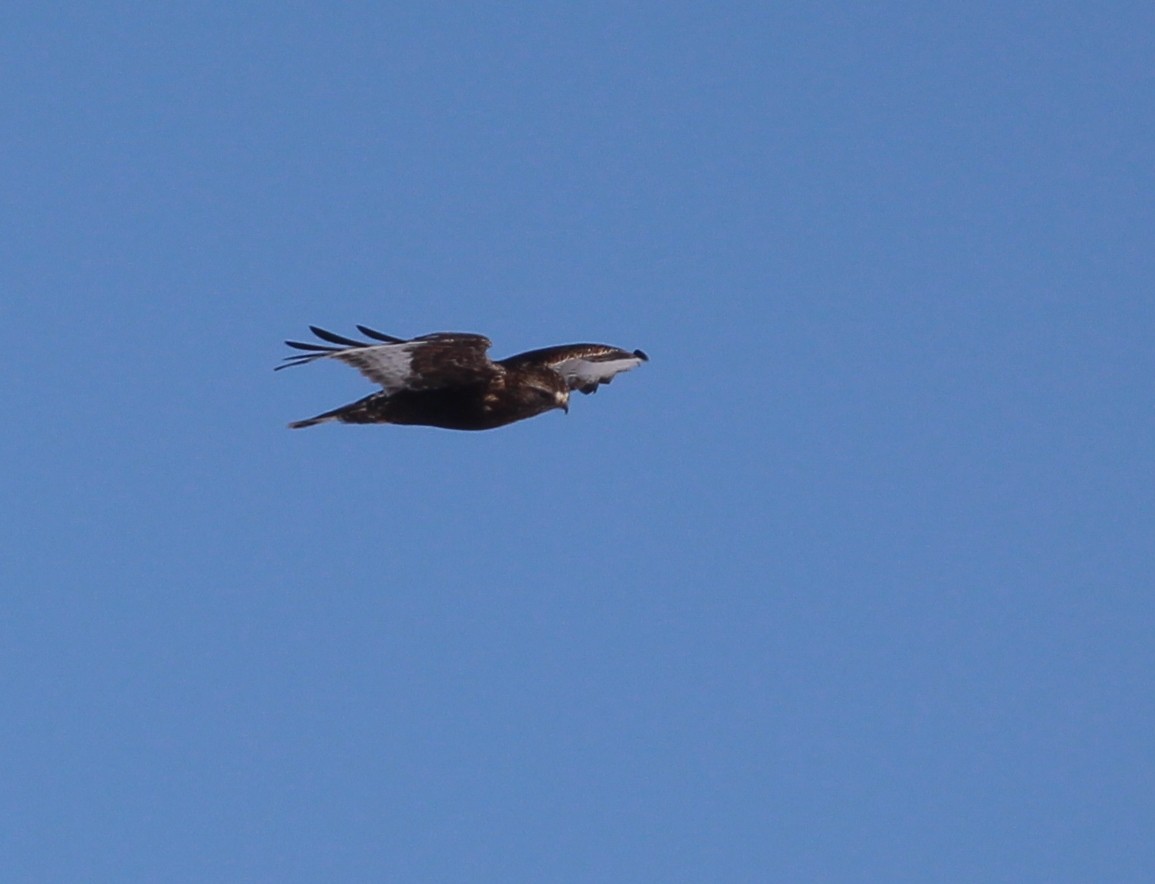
287,383,549,432
277,325,648,431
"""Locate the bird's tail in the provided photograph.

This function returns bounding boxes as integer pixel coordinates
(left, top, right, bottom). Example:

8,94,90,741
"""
287,412,341,429
287,392,388,429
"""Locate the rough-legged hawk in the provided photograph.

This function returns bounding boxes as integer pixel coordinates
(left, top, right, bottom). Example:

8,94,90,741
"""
277,325,648,431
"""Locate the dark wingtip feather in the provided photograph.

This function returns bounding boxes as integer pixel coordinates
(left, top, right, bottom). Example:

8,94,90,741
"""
275,350,331,370
633,349,649,361
356,325,405,343
275,358,316,371
309,326,368,347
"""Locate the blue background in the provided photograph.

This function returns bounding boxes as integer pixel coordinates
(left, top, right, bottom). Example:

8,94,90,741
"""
4,3,1153,880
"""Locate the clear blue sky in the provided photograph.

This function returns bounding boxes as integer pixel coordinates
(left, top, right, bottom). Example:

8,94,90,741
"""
4,3,1153,880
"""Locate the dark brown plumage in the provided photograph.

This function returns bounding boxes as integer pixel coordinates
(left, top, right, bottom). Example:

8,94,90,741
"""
277,325,648,431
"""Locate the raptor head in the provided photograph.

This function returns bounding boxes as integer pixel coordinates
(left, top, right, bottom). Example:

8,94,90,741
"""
521,366,570,415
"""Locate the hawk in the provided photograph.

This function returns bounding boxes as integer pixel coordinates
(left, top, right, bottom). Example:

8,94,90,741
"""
277,325,649,431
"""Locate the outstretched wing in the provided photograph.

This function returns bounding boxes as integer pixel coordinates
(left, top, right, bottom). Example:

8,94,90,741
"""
277,326,497,393
500,343,649,394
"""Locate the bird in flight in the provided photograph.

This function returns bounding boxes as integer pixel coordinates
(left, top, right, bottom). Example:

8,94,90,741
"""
277,325,648,431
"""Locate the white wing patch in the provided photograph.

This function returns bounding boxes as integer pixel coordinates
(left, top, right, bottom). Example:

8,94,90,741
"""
277,339,422,393
329,343,422,393
551,350,648,394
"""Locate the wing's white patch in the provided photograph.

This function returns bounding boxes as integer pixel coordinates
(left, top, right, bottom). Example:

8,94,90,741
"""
331,343,420,393
554,353,646,388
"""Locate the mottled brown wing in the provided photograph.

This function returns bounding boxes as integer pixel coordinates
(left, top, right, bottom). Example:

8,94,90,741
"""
405,333,500,389
278,326,498,393
500,343,649,394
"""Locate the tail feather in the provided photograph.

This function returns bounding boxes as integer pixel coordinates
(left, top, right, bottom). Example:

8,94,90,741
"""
288,392,387,429
288,410,343,429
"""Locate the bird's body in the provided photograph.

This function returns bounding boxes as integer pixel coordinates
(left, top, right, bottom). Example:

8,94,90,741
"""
278,326,647,431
